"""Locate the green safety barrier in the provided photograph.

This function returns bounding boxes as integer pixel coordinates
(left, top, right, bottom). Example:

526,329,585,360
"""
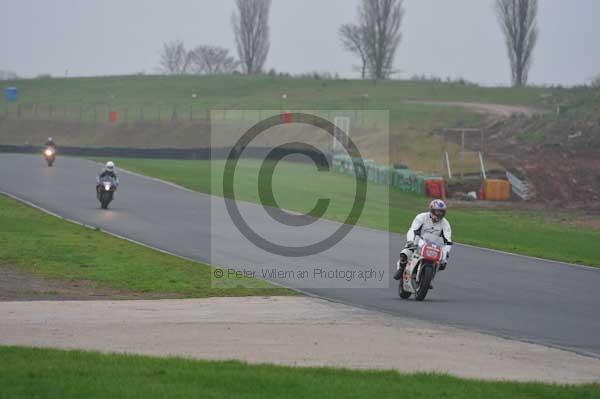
332,154,439,195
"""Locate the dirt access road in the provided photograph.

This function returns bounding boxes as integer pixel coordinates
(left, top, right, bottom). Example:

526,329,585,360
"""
404,100,544,118
1,297,600,384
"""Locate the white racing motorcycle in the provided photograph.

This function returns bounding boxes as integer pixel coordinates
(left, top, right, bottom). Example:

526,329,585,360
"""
97,176,117,209
397,238,444,301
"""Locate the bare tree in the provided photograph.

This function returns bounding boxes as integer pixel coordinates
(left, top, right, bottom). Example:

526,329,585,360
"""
495,0,539,87
340,0,404,80
232,0,271,74
189,45,240,75
339,24,368,80
158,39,191,75
362,0,404,80
591,73,600,89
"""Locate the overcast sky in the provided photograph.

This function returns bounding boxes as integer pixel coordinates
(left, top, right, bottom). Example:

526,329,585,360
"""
1,0,599,86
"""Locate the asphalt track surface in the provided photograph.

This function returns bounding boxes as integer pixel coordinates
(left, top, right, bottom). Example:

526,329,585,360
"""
1,154,599,357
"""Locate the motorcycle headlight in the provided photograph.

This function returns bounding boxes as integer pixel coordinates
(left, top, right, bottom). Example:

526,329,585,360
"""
44,149,53,156
426,249,438,258
104,184,111,191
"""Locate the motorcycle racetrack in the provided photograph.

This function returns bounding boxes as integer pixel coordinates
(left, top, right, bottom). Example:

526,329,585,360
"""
1,153,599,359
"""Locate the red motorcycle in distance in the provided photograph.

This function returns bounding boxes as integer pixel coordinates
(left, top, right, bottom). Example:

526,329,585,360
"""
43,147,56,167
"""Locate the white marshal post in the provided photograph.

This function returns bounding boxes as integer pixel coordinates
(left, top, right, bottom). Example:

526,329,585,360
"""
333,116,351,154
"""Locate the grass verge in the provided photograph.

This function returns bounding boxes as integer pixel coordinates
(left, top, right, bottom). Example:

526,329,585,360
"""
0,194,293,297
0,346,597,399
104,157,600,266
2,75,548,109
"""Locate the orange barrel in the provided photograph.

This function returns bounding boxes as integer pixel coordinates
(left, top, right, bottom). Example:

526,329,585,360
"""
283,112,293,124
482,179,511,201
424,179,447,200
109,111,119,123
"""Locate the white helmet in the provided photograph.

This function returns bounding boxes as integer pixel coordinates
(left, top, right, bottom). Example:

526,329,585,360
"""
105,161,115,172
429,199,447,222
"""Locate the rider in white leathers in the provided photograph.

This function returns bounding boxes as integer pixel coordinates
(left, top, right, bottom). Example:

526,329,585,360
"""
393,199,453,282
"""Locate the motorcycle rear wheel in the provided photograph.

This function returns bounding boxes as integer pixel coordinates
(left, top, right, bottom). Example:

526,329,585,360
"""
398,284,412,299
397,265,412,299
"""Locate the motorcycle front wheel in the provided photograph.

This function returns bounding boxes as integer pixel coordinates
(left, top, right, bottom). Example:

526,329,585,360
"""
99,192,111,209
415,265,434,301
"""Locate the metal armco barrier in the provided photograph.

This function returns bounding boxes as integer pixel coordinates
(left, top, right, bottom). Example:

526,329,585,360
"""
332,154,439,195
0,145,330,165
506,171,530,200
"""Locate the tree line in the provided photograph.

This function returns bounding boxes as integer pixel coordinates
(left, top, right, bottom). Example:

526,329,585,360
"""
158,0,271,77
159,0,539,87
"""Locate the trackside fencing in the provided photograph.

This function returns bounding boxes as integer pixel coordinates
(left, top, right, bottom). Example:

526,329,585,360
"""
506,171,530,200
0,104,385,128
331,154,441,195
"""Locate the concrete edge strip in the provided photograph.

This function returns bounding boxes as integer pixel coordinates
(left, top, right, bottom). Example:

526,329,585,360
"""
2,189,599,361
89,159,598,272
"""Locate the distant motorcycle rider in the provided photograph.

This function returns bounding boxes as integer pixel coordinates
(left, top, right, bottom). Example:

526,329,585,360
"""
45,137,56,150
393,199,453,282
96,161,119,196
